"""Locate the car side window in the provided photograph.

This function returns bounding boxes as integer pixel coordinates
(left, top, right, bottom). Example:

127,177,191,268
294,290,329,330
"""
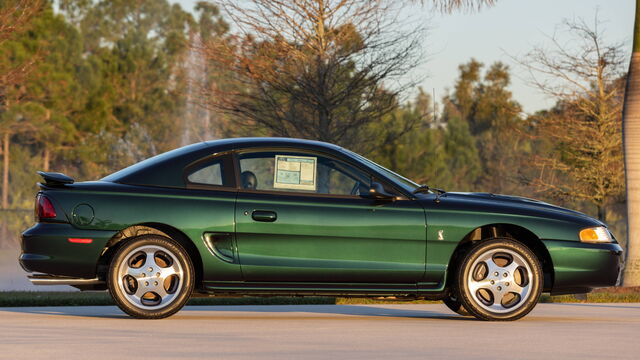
238,151,370,196
187,161,223,186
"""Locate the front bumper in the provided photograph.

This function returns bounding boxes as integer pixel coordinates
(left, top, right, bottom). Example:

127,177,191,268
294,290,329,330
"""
544,239,624,295
20,222,117,279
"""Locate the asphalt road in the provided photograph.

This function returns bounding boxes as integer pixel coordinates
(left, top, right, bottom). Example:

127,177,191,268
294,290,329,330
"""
0,303,638,359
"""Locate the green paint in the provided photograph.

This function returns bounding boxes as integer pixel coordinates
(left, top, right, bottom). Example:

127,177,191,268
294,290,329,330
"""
20,139,623,297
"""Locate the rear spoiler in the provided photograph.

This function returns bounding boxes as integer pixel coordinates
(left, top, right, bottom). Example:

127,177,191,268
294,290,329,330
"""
37,171,74,186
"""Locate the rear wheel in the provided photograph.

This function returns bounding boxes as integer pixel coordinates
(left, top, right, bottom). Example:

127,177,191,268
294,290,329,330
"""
455,238,542,321
107,235,194,319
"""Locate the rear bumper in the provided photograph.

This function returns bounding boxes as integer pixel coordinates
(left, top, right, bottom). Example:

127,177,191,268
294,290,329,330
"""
544,240,624,295
20,223,117,279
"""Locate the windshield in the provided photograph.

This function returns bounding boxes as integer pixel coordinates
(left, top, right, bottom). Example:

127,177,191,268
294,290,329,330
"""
342,149,420,192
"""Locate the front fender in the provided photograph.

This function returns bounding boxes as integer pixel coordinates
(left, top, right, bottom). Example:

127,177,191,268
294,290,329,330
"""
422,207,599,287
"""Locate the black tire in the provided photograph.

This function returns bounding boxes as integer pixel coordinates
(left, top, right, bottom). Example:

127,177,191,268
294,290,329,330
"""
442,295,471,316
107,235,194,319
454,238,542,321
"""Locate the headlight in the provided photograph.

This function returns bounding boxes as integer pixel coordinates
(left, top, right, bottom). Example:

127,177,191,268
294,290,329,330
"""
579,226,613,243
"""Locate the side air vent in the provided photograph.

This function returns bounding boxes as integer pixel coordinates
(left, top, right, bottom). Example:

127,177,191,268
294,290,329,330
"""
203,232,236,263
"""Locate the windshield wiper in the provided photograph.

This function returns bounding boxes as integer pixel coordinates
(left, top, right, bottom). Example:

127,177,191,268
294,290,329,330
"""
413,184,446,203
413,184,446,195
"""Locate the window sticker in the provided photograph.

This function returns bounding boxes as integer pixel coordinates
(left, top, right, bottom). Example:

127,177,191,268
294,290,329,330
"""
273,155,317,191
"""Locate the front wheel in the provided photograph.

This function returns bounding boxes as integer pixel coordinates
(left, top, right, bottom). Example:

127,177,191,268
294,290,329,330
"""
454,238,542,321
443,295,471,316
107,235,194,319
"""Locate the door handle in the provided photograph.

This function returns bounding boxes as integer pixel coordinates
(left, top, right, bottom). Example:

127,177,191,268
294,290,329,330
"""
252,210,277,222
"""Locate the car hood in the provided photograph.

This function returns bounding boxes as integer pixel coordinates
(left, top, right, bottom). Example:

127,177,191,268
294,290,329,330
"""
424,192,604,226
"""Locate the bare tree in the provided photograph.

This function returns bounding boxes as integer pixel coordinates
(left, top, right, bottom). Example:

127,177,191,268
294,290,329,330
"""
197,0,424,150
517,17,626,222
418,0,496,13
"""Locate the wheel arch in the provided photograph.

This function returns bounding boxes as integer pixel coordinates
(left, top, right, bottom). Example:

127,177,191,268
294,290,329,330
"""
446,223,554,292
97,223,204,288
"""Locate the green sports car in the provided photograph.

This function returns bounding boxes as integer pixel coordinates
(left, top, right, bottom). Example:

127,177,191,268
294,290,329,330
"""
20,137,623,320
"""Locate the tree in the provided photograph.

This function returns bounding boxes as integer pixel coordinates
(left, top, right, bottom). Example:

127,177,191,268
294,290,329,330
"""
199,0,423,151
73,0,197,169
0,0,42,209
19,6,85,172
517,18,626,223
440,102,484,190
368,85,486,191
622,0,640,286
422,0,496,12
441,59,524,193
0,0,41,85
367,89,454,187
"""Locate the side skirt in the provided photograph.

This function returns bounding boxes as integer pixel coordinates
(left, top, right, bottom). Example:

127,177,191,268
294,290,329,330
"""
201,281,448,300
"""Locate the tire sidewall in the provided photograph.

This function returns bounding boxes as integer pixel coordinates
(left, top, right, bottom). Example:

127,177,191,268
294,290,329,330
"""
456,238,542,321
443,296,471,316
107,235,194,319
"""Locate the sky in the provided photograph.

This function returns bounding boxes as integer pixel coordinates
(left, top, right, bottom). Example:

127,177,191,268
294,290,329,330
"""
174,0,634,114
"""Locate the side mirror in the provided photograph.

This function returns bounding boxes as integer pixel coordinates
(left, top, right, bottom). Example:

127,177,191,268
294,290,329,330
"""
360,182,396,201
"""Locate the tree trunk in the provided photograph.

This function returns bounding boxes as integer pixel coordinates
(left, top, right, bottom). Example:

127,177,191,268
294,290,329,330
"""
0,220,8,250
43,108,50,172
2,132,9,210
43,147,50,172
622,0,640,286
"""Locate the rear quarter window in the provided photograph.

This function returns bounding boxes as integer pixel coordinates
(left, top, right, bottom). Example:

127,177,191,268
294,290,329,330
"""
185,154,235,188
187,162,223,185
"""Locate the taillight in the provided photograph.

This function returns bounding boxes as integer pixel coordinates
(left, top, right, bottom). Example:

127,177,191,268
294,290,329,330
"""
36,194,56,220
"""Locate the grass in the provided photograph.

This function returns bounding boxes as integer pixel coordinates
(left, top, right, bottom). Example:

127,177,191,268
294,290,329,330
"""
540,292,640,303
1,288,639,307
0,291,114,307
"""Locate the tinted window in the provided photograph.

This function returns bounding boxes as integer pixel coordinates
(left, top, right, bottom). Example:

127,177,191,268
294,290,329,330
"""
187,161,223,186
238,152,370,196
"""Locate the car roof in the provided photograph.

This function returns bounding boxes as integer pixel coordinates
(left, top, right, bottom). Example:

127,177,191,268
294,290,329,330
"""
102,137,346,187
205,137,344,150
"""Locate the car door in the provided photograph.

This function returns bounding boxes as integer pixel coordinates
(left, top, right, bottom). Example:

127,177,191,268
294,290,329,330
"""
182,153,242,281
234,149,427,283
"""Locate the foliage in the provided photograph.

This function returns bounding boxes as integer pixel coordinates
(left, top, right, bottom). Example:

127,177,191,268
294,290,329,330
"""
0,0,42,88
199,0,424,151
0,2,629,259
441,59,525,193
370,60,523,193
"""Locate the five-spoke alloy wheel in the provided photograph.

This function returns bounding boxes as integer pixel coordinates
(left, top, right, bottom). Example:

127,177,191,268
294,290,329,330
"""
453,238,542,321
108,235,194,319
